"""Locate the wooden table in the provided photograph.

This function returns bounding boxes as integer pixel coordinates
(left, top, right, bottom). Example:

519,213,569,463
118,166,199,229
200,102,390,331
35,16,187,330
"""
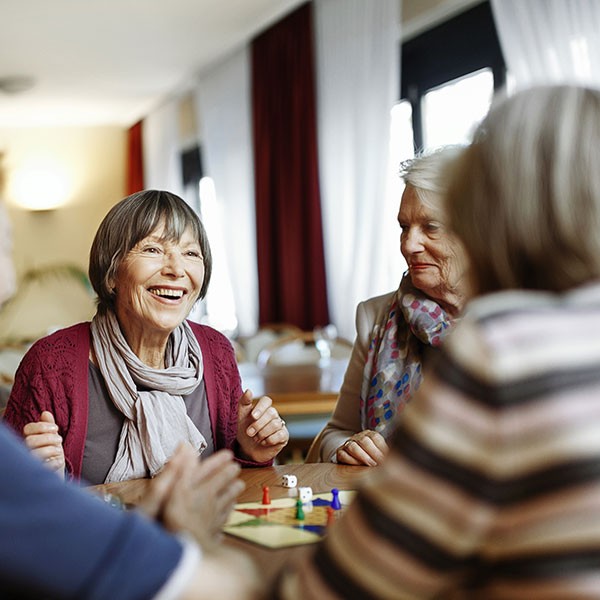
91,462,369,583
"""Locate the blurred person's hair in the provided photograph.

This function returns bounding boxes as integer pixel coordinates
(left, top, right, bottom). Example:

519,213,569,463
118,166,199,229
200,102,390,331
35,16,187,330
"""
447,85,600,295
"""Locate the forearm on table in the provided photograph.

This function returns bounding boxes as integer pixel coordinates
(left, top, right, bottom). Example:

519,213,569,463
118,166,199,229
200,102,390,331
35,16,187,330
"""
319,371,364,461
315,301,373,462
317,424,355,463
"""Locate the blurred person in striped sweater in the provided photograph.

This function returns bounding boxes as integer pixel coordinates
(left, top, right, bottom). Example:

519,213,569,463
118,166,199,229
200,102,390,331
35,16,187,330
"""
278,84,600,598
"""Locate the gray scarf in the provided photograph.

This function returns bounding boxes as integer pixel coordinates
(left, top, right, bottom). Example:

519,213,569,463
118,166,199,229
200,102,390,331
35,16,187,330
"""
90,311,206,483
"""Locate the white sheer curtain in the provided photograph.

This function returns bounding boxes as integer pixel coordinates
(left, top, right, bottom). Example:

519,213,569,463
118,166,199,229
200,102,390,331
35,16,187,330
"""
314,0,402,340
491,0,600,88
142,98,184,197
193,48,258,336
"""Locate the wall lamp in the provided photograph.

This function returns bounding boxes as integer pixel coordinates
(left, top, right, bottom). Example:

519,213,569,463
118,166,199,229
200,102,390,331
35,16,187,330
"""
11,163,69,211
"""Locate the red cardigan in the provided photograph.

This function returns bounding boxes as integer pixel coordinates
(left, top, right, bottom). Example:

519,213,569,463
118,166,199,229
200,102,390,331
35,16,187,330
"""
4,321,270,479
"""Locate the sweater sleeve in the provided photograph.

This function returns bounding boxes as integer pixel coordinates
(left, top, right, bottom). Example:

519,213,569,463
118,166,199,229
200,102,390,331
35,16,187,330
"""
193,323,271,467
316,299,375,462
3,347,47,437
3,328,87,478
0,423,191,600
220,332,272,468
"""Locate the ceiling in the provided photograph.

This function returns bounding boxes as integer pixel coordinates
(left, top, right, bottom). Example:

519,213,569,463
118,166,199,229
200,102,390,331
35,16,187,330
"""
0,0,305,128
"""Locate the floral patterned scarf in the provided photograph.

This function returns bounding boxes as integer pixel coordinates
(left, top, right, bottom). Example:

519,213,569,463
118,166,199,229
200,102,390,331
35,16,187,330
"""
359,273,453,438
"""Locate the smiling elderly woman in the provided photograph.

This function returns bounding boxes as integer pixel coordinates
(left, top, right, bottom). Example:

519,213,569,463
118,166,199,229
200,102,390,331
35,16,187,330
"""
4,190,289,484
309,147,469,466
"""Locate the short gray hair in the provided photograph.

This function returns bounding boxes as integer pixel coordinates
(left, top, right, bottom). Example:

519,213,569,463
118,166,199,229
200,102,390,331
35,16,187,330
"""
400,146,464,209
89,190,212,314
447,85,600,295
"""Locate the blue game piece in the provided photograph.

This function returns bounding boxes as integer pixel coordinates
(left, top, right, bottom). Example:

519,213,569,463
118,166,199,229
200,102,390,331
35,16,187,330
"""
330,488,341,510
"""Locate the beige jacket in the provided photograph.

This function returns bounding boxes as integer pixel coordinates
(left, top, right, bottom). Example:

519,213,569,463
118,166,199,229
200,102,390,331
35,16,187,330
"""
310,291,395,462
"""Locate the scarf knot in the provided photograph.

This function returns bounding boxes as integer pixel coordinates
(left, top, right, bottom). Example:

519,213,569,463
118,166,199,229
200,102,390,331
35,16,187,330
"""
91,312,206,482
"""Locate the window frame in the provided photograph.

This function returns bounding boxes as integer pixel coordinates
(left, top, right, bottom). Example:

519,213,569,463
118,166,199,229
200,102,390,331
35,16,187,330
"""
400,0,506,151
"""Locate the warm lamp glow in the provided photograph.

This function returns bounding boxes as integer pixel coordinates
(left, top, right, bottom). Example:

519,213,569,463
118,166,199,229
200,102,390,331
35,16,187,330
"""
12,165,69,211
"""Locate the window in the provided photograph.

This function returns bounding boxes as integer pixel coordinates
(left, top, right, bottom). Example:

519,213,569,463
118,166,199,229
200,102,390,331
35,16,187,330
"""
400,0,506,152
422,68,494,148
197,176,237,334
181,147,238,335
385,1,505,278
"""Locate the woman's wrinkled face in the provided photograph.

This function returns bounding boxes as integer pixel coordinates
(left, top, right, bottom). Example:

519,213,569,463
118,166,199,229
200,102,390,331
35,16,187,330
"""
399,185,466,303
112,222,205,338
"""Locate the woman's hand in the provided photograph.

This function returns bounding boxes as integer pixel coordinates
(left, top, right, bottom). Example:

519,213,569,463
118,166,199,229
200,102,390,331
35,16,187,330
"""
236,390,289,463
336,429,388,466
23,411,65,478
139,445,245,551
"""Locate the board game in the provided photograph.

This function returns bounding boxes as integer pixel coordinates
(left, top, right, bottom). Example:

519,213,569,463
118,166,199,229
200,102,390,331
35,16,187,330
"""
223,490,355,549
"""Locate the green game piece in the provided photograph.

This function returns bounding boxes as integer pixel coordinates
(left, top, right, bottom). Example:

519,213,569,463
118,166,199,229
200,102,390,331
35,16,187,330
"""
295,498,305,521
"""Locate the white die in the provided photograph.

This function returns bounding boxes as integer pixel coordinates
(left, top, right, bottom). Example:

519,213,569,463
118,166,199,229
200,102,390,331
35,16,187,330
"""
281,474,297,488
298,486,313,502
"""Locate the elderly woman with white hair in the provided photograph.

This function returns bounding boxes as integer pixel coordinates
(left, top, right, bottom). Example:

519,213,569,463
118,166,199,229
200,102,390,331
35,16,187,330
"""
310,146,469,465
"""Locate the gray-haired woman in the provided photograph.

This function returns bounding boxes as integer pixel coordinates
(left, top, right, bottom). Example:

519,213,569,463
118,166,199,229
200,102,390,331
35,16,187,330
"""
5,190,288,483
310,146,469,465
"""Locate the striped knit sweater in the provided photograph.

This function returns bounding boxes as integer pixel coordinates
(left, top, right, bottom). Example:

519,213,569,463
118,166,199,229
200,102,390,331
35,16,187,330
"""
278,284,600,599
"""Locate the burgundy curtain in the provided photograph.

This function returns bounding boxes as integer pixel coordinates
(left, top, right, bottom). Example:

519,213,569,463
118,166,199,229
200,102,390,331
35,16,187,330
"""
252,2,330,330
126,120,144,195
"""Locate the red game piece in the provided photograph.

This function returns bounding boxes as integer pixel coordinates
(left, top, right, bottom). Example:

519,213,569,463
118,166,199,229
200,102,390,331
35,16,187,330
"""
326,506,335,526
262,485,271,505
